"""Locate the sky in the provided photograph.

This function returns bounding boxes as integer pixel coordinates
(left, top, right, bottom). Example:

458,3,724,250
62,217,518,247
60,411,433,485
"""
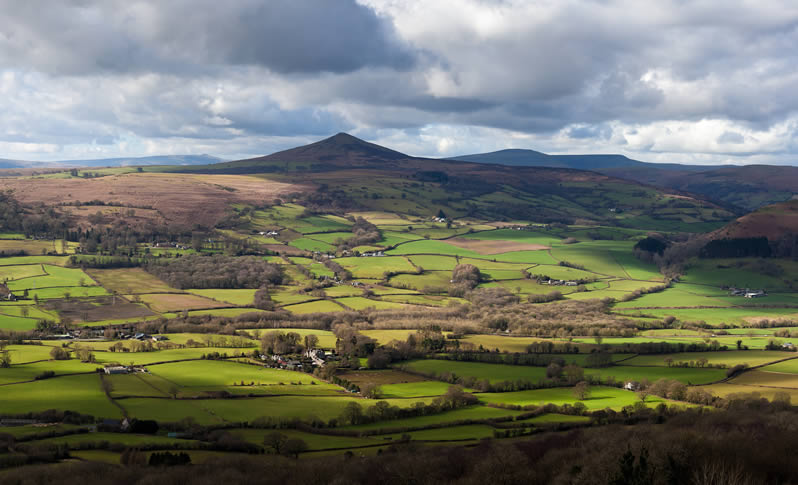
1,0,798,165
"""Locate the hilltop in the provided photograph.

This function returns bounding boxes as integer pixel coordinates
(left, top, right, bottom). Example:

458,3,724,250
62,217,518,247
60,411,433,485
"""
169,133,733,231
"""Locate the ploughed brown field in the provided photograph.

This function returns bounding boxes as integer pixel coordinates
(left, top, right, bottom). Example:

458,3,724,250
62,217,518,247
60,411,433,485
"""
445,237,549,254
1,173,308,228
43,296,156,323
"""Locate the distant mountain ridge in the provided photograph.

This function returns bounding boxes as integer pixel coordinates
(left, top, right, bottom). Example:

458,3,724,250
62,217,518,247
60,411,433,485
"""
449,148,797,211
448,148,733,172
0,154,224,169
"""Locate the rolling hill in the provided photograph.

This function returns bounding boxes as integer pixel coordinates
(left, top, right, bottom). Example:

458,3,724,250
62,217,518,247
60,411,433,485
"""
448,149,723,172
601,165,798,211
169,133,734,231
711,199,798,241
449,148,797,211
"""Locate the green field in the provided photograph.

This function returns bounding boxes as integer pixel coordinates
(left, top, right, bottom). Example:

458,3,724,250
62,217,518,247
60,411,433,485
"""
336,296,406,311
1,374,122,418
343,405,522,431
336,256,417,278
186,288,257,306
283,299,345,314
476,386,661,410
148,360,322,388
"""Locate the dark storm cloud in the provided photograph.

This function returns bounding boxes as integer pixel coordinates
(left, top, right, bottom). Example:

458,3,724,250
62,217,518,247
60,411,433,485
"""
0,0,414,75
1,0,798,163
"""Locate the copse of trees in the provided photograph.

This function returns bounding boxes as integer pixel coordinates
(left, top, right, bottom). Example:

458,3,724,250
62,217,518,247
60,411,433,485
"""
145,254,284,289
449,264,481,297
700,237,772,258
340,217,380,249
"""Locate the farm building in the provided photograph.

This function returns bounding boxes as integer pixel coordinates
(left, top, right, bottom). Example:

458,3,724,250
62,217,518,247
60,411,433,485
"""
0,283,15,301
744,290,766,298
104,366,129,375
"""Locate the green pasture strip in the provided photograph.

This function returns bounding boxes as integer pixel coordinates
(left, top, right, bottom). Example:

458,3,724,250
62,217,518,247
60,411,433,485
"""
343,405,522,432
0,360,100,385
29,432,198,448
185,289,256,306
283,300,345,314
461,229,561,246
760,359,798,374
121,398,222,425
335,256,418,279
147,360,322,388
0,374,122,418
614,307,798,326
623,351,796,368
334,296,406,311
0,313,40,331
379,381,458,398
384,424,497,441
0,256,69,266
730,370,798,388
232,428,382,450
476,386,661,410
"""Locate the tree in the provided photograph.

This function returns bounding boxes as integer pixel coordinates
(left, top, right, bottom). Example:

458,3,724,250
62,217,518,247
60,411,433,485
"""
546,362,563,379
253,287,275,310
74,346,95,363
168,385,179,399
563,364,584,384
360,382,381,399
340,401,364,425
0,351,10,368
263,431,288,454
20,306,29,318
573,381,590,400
282,438,307,459
304,334,319,350
49,346,70,360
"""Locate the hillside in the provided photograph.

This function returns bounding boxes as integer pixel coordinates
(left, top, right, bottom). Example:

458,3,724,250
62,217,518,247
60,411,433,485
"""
712,199,798,241
450,149,797,211
169,133,734,232
448,149,717,172
602,165,798,211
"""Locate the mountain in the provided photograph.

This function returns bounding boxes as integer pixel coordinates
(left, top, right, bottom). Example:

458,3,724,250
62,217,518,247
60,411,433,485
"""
450,149,797,211
195,132,415,173
0,154,223,169
448,149,728,172
168,133,734,231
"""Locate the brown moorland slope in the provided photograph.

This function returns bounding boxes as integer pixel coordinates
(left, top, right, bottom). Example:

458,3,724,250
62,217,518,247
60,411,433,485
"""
1,173,308,228
712,199,798,240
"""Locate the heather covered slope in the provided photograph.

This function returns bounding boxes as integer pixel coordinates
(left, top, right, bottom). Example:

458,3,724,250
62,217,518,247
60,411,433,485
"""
168,133,734,231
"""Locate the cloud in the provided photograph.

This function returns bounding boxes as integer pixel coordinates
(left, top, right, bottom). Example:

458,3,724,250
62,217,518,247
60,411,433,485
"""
0,0,415,75
0,0,798,164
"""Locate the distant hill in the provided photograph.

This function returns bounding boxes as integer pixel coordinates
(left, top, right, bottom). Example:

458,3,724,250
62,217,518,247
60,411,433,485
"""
448,149,726,172
169,133,734,231
450,149,797,211
602,165,798,211
0,154,223,169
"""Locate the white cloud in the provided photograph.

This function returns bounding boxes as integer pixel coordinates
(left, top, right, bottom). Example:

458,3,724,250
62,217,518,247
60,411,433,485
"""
0,0,797,164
